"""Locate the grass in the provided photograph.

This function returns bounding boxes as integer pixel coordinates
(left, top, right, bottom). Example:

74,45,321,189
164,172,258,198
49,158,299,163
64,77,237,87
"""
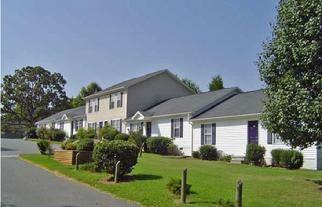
20,153,322,207
27,138,63,145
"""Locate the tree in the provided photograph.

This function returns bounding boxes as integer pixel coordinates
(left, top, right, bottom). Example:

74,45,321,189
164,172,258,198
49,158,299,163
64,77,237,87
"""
181,78,201,93
208,75,224,91
1,66,69,127
70,82,102,108
258,0,322,148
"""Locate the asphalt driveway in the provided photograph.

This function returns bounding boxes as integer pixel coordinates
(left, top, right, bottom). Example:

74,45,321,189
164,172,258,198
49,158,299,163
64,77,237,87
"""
1,138,139,207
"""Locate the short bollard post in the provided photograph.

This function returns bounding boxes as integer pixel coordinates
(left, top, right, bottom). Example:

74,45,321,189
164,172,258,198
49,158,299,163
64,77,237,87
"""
114,161,121,183
139,142,144,157
235,178,243,207
75,152,80,170
181,168,187,203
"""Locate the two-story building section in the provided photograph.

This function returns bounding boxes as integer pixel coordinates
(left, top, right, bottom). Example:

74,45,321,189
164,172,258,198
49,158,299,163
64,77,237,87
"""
84,69,195,133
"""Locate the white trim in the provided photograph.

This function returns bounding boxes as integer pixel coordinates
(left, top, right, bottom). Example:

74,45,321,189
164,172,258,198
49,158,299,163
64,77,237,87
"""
84,87,124,100
131,111,145,120
191,113,261,122
151,112,189,119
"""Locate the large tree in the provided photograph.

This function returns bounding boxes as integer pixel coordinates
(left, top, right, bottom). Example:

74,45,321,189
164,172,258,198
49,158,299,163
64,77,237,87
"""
1,66,69,127
258,0,322,148
181,78,201,93
70,82,102,108
208,75,224,91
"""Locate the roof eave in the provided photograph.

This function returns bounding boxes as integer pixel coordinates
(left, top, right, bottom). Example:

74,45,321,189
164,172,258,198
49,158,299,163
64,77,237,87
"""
191,113,261,122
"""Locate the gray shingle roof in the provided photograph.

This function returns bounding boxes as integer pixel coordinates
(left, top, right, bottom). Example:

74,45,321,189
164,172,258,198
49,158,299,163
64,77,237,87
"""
142,87,241,117
85,69,192,99
192,89,265,120
36,106,85,124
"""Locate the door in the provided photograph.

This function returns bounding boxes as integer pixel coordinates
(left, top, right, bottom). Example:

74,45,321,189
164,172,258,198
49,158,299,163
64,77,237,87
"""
248,121,258,144
146,122,152,137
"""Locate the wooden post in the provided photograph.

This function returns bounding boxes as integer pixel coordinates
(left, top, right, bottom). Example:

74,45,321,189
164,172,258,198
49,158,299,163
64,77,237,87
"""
75,152,80,170
114,161,121,183
140,142,144,157
181,168,187,203
235,178,243,207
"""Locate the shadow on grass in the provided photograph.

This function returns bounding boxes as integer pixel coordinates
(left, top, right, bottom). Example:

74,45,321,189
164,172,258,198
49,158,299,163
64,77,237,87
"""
188,200,217,205
123,174,163,181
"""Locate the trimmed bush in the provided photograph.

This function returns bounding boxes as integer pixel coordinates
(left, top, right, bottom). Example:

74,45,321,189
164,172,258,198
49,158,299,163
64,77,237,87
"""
166,178,191,195
245,144,266,166
37,139,50,154
61,140,77,150
50,128,66,141
146,137,173,155
271,149,284,167
24,127,38,138
167,143,182,156
129,132,147,149
219,155,232,162
192,151,200,159
36,127,51,139
79,162,99,172
76,128,96,139
92,140,139,177
115,133,130,141
280,150,303,169
76,139,94,151
199,145,218,160
99,126,118,140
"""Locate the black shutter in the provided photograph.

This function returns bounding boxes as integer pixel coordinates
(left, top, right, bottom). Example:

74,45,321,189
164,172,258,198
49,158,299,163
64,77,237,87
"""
120,92,123,107
267,131,272,144
88,100,90,113
171,119,174,138
201,124,204,145
180,118,183,138
97,97,100,111
119,119,122,133
109,95,112,109
212,123,216,145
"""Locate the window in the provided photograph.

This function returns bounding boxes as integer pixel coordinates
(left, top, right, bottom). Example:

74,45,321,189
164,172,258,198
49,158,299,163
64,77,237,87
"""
111,119,122,132
51,122,55,128
59,122,64,130
99,121,103,129
89,98,99,113
75,119,83,131
267,131,283,144
201,123,216,145
171,118,183,138
88,122,97,131
110,92,122,109
129,122,142,133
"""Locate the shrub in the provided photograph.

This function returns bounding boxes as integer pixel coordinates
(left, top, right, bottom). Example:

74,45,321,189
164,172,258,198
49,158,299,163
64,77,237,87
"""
76,139,94,151
92,140,139,177
99,126,118,140
245,144,266,166
129,132,147,149
219,155,232,162
115,133,130,141
61,139,77,150
36,127,51,139
271,148,284,167
76,128,96,139
199,145,218,160
37,139,50,154
146,137,173,155
167,143,182,156
50,128,66,141
280,150,303,169
24,127,38,138
166,178,191,195
192,151,200,159
215,198,234,207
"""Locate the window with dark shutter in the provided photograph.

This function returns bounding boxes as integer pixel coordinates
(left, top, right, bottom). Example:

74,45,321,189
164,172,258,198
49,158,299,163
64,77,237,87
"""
212,123,216,145
171,119,174,138
109,94,113,109
180,118,183,137
119,119,122,132
267,131,272,144
201,124,204,145
97,97,100,111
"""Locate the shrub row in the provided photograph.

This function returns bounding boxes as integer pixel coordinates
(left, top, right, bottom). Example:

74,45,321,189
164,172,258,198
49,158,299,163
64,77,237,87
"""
271,148,303,169
146,137,181,156
36,127,66,141
245,144,266,166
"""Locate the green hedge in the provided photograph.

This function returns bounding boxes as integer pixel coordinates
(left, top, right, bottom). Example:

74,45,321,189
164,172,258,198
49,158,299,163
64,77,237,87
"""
92,140,139,177
199,145,217,160
245,144,266,166
76,139,94,151
146,137,173,155
99,126,118,140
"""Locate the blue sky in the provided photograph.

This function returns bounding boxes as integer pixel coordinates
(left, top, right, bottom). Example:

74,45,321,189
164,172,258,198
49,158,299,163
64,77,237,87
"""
2,0,278,97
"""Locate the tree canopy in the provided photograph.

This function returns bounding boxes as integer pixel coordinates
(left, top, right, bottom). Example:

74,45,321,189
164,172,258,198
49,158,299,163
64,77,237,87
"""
70,82,102,108
181,78,201,93
258,0,322,148
208,75,224,91
1,66,69,127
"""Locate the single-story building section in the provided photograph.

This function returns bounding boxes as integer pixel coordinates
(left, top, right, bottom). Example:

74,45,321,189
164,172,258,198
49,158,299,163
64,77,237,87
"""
35,106,86,137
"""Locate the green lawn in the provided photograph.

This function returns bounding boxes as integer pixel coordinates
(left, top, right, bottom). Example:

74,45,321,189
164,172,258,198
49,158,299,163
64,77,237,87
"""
20,153,322,207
